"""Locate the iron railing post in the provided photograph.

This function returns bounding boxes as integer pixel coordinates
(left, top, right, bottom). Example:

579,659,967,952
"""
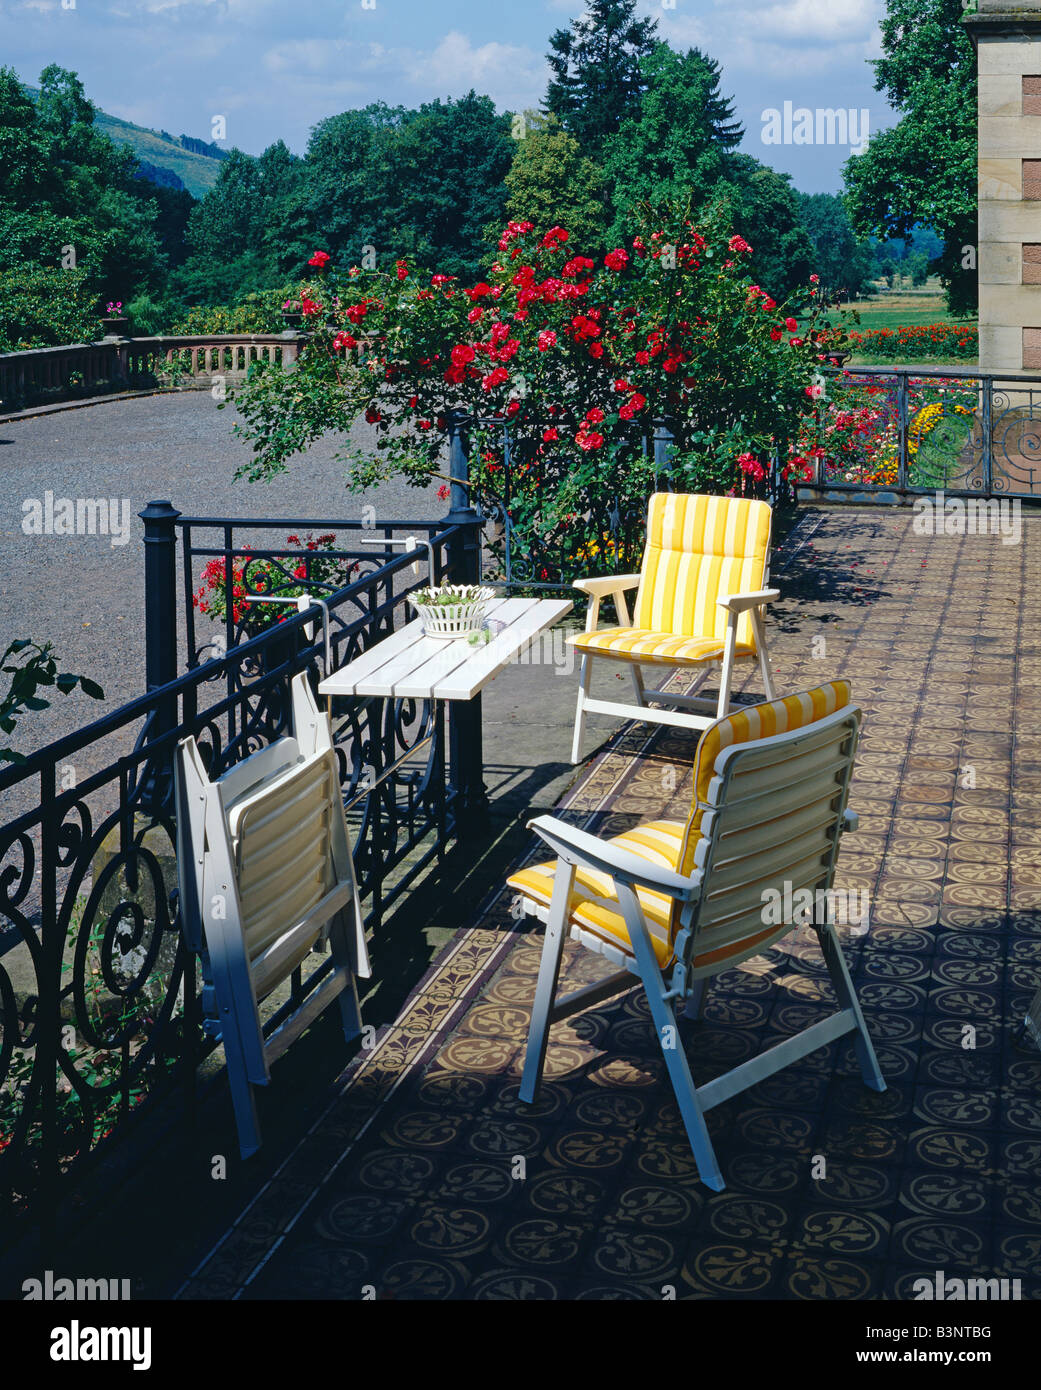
981,375,994,494
896,372,910,490
443,412,488,833
653,419,673,486
139,500,181,811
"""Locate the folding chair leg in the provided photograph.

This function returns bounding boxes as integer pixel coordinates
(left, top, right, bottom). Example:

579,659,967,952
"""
629,662,646,707
715,619,739,719
224,1042,263,1159
751,610,778,701
616,883,725,1191
682,978,707,1021
817,921,886,1093
328,908,364,1043
571,655,593,765
519,860,576,1103
336,971,364,1043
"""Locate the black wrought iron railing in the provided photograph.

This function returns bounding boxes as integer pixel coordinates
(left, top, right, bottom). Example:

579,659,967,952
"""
800,366,1041,499
0,507,478,1234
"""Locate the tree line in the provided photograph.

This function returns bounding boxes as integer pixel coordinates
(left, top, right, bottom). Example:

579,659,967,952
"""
0,0,975,351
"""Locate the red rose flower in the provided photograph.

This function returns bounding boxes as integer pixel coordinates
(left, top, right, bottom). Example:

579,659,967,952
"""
604,248,628,271
577,431,604,450
307,251,330,268
585,407,605,424
542,427,559,442
451,344,476,367
537,330,557,351
785,317,798,332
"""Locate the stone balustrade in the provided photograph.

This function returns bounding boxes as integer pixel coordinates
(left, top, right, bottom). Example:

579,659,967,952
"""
0,332,307,415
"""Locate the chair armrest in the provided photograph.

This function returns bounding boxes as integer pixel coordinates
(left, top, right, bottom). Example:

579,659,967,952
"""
527,814,701,902
574,574,641,631
573,574,641,598
716,588,780,614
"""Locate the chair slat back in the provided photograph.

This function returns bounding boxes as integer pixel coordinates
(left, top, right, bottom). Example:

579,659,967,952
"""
633,494,772,644
223,749,342,989
681,705,859,973
176,673,369,1077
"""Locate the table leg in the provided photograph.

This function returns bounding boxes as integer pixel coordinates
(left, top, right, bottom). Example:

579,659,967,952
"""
448,694,489,832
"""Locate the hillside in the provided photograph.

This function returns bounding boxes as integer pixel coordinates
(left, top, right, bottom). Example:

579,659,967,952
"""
93,110,225,198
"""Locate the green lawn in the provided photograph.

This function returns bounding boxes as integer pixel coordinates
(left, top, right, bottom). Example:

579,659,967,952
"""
823,281,977,366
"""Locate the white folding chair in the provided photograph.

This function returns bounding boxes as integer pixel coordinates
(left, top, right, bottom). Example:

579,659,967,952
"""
569,492,779,763
175,671,370,1157
508,680,884,1191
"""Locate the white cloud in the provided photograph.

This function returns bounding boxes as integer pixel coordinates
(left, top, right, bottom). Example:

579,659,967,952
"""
406,31,546,106
262,30,546,113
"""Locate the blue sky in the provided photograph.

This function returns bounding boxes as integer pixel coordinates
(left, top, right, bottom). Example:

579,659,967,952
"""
0,0,892,193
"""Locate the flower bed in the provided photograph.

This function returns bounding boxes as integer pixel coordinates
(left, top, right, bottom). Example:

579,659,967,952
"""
792,376,978,487
846,322,977,362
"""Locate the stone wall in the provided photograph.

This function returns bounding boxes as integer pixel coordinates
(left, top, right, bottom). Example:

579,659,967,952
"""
967,2,1041,370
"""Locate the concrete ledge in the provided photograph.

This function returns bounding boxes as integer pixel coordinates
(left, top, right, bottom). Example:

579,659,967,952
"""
0,383,208,425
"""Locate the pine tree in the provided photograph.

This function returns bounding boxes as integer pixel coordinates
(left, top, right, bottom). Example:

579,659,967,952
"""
545,0,659,158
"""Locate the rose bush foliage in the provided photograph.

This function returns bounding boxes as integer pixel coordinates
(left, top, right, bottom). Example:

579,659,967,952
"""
231,207,841,573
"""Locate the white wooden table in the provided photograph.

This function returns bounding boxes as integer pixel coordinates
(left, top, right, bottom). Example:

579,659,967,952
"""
318,596,572,703
318,596,573,826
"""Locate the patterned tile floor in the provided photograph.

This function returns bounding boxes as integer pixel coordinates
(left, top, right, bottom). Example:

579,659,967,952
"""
177,506,1041,1301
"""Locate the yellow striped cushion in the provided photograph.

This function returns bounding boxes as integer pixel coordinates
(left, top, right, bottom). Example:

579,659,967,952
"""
677,680,852,876
569,627,756,666
507,820,686,966
633,494,772,648
510,683,853,973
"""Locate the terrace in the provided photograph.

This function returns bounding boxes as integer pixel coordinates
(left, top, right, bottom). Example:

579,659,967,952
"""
2,449,1039,1301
